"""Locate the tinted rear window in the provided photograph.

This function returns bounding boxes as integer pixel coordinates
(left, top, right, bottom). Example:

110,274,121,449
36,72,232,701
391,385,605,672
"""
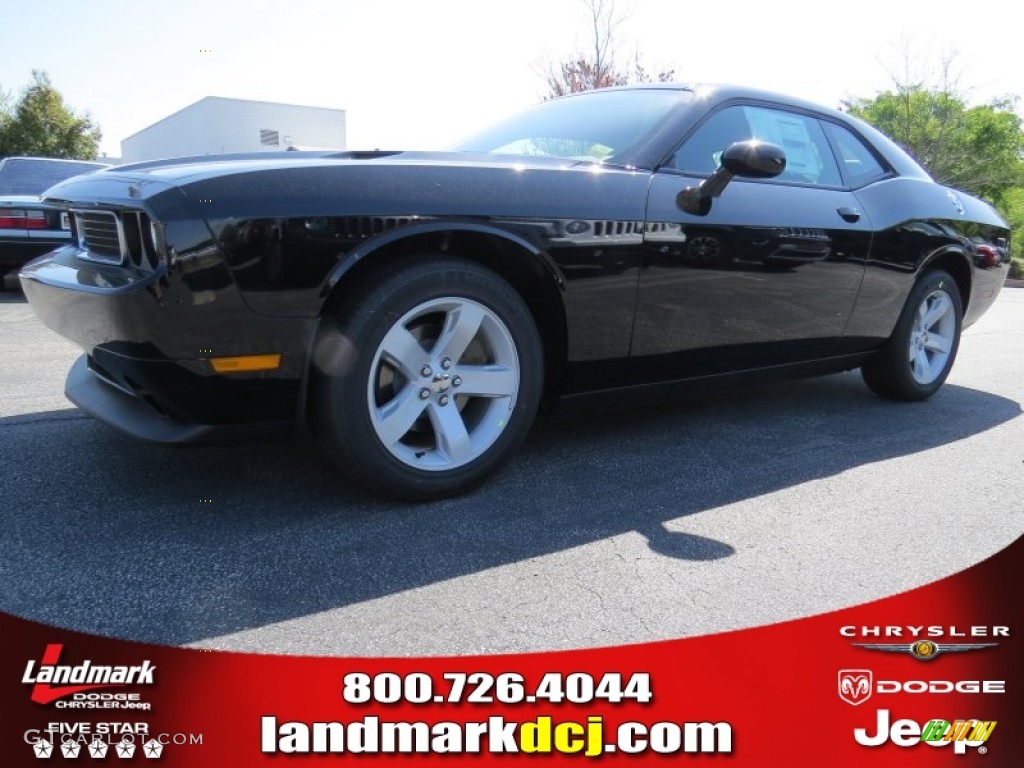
0,158,107,195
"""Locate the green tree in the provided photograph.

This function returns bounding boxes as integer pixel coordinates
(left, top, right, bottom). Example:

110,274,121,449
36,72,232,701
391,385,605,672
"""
1001,187,1024,278
845,88,1024,205
0,85,12,140
0,71,101,160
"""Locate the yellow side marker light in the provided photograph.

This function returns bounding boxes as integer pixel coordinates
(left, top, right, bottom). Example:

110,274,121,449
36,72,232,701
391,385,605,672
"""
209,354,282,373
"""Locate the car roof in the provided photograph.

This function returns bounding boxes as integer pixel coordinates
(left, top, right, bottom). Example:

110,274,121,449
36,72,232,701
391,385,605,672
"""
583,83,931,180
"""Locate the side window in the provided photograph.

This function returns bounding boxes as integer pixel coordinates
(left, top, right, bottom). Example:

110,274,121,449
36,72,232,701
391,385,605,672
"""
822,122,887,187
671,106,751,175
671,105,842,187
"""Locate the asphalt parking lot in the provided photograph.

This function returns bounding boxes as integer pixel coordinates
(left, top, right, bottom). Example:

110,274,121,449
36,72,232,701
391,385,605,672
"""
0,287,1021,656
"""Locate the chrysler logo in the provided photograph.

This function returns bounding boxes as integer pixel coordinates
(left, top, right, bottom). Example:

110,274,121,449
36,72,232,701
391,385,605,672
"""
851,640,998,661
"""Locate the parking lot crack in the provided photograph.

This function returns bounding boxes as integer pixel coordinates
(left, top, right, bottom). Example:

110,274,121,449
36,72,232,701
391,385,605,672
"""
577,578,607,614
1,413,92,428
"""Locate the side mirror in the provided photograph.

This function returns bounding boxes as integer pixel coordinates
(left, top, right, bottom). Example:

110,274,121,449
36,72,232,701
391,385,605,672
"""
677,140,786,216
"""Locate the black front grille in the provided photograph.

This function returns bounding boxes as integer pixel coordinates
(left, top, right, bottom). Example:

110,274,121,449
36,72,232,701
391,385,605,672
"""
72,209,162,271
121,211,159,270
76,211,123,262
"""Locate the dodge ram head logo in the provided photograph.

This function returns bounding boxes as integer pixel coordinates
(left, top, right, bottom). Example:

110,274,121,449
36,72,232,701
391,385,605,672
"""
839,670,873,706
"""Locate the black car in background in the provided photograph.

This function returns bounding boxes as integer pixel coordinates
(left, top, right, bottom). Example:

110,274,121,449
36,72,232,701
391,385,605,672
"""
19,85,1011,499
0,157,108,284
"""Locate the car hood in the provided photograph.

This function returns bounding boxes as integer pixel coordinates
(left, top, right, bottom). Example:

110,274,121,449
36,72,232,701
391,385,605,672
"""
40,150,652,226
89,151,603,185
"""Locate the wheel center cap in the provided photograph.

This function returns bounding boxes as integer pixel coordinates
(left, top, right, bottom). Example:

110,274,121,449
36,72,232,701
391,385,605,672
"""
431,373,451,394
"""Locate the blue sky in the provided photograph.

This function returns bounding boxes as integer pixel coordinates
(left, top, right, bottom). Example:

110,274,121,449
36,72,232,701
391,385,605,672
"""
1,0,1019,158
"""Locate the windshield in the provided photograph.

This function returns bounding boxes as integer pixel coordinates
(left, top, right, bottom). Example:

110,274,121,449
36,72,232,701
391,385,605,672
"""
453,88,690,163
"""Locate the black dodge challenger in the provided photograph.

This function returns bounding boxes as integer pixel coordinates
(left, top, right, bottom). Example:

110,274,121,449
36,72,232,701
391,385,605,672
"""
20,85,1011,499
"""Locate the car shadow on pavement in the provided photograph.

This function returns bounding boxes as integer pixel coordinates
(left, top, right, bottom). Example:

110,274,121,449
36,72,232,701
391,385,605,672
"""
0,371,1018,646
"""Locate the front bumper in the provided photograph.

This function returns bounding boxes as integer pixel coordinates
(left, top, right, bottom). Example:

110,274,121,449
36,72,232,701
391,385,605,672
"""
20,247,316,441
66,354,292,443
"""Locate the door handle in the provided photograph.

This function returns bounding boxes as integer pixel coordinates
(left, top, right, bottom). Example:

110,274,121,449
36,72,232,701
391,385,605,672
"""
837,206,861,223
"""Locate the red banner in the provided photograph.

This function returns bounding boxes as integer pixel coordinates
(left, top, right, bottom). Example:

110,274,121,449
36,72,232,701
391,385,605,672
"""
3,535,1020,765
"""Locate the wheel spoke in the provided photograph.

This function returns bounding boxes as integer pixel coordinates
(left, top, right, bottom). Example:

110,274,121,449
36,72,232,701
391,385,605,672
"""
433,302,486,363
428,402,473,463
912,348,930,381
379,324,426,379
453,365,518,398
923,333,952,354
916,300,928,330
922,294,951,330
367,294,523,472
374,386,428,448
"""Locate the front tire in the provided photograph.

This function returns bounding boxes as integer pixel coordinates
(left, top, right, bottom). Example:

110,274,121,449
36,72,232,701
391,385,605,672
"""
861,269,963,401
310,257,543,500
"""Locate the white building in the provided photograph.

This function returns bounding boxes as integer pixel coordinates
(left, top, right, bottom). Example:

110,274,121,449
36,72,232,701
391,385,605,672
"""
121,96,346,162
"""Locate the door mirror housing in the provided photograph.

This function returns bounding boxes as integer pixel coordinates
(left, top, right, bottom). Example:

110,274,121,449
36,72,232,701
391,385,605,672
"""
677,140,787,216
720,140,787,178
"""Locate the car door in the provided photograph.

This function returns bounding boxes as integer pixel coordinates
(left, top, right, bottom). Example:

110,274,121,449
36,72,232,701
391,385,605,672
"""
630,103,873,384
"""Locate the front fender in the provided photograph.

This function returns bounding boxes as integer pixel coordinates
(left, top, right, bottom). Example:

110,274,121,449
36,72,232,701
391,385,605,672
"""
320,218,566,299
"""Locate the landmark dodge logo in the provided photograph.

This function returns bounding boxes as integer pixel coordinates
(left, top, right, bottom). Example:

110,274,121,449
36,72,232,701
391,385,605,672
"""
22,644,155,705
839,670,873,706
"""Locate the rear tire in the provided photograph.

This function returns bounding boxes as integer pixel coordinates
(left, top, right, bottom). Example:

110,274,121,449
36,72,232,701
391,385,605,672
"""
310,256,543,500
861,269,963,401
